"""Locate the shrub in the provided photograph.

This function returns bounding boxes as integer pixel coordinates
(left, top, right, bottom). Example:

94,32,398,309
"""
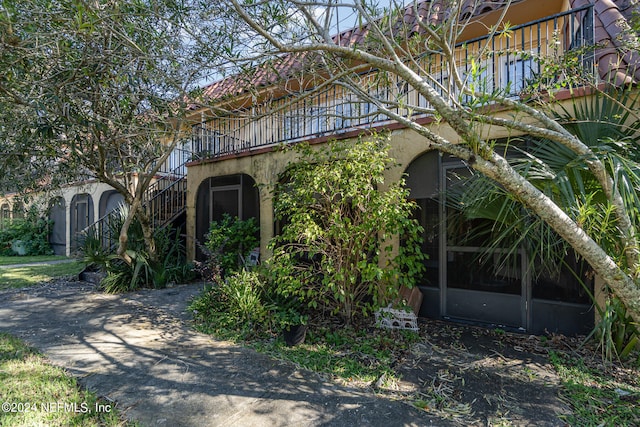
204,214,259,278
189,269,271,338
270,135,425,325
0,209,53,256
79,204,194,293
592,294,640,360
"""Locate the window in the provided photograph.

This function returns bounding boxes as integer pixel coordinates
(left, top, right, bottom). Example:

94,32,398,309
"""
501,54,538,96
283,109,305,140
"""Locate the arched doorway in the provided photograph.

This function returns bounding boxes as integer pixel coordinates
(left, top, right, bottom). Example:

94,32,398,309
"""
404,150,593,334
12,202,24,219
195,174,260,260
48,197,66,255
0,203,9,226
405,151,441,318
70,193,94,253
99,190,125,218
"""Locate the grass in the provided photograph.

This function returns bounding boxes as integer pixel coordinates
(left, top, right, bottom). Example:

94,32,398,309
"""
0,255,69,266
0,261,84,290
253,327,405,383
0,332,130,426
550,350,640,426
194,315,419,386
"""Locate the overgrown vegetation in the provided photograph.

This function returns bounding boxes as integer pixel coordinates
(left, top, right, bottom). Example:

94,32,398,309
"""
446,87,640,361
270,136,425,325
190,285,419,384
0,209,53,256
189,135,424,382
79,206,194,293
550,351,640,426
590,295,640,362
189,269,272,340
252,326,420,384
0,332,129,426
203,213,259,278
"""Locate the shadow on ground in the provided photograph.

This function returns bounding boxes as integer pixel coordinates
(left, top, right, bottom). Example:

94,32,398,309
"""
0,281,569,426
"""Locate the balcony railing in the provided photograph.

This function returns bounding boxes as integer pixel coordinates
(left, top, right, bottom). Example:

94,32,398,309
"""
192,5,595,160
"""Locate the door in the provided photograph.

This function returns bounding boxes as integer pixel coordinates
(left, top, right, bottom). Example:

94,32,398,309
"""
211,185,241,222
49,198,66,256
442,163,526,330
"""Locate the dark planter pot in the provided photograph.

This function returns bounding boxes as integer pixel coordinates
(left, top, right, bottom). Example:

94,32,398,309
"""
283,324,307,346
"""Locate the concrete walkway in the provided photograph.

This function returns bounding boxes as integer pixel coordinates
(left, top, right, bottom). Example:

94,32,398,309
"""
0,281,442,426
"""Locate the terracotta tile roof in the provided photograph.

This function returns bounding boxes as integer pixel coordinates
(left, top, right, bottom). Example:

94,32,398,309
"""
196,1,521,106
196,0,639,107
571,0,640,85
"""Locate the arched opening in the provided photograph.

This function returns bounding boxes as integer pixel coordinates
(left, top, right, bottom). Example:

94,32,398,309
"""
404,149,593,334
0,203,9,228
405,151,441,318
70,193,94,253
48,197,66,256
99,190,125,218
195,174,260,260
12,202,24,219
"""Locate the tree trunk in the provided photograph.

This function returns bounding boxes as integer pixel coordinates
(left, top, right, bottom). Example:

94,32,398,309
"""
138,208,158,265
471,150,640,325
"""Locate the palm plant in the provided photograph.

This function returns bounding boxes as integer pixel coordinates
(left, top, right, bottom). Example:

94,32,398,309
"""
449,86,640,359
79,202,193,292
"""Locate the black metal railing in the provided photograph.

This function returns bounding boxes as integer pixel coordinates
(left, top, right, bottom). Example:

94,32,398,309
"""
193,5,595,159
83,149,190,251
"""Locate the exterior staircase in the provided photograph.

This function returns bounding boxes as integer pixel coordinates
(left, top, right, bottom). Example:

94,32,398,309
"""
84,159,188,252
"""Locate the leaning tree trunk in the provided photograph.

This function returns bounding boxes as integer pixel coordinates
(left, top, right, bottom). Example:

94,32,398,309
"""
137,207,158,265
463,148,640,325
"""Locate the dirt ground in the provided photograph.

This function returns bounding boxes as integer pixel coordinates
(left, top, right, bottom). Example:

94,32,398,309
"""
386,320,571,425
376,317,639,426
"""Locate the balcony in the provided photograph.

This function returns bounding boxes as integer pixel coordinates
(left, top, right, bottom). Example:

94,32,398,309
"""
192,5,595,161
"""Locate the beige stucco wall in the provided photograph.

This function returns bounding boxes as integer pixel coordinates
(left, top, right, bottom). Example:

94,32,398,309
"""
185,92,587,264
185,121,465,261
0,180,118,256
187,144,332,261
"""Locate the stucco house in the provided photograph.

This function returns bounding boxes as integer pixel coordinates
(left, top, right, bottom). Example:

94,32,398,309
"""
183,0,639,335
1,0,636,335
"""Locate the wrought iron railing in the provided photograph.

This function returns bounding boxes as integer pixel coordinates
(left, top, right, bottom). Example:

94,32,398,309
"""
193,5,595,159
83,150,190,252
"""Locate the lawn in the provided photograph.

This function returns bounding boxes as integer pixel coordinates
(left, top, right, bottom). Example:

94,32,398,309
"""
0,332,130,426
0,255,69,266
0,258,83,290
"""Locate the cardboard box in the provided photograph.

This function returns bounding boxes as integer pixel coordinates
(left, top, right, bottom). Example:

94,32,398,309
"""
399,286,423,315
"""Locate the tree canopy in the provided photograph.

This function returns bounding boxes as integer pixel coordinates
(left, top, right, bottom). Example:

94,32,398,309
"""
0,0,228,260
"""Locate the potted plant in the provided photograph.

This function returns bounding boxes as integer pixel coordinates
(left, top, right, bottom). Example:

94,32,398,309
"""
275,306,308,346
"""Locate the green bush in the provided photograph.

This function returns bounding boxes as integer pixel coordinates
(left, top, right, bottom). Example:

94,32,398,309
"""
0,210,52,256
204,214,259,278
79,204,194,293
592,294,640,360
270,136,425,325
189,269,272,339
